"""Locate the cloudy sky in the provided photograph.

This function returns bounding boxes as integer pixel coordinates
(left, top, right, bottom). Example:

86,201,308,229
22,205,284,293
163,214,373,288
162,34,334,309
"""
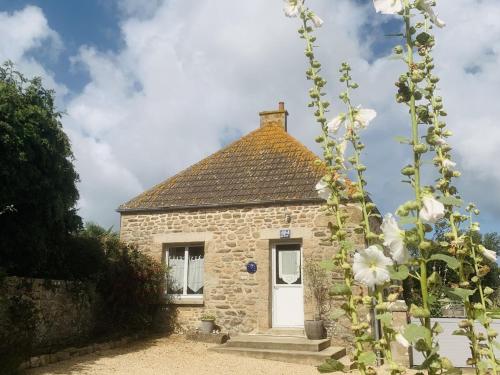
1,0,499,234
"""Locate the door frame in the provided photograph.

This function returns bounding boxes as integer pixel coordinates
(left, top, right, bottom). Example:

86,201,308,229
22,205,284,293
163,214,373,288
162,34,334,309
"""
271,241,304,328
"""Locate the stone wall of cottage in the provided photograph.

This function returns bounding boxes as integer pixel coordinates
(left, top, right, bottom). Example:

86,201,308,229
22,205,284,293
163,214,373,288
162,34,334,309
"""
120,202,367,343
2,277,96,351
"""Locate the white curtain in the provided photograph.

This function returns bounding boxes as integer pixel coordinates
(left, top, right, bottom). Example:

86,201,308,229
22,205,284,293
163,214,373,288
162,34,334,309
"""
168,254,185,292
279,250,300,284
188,254,204,294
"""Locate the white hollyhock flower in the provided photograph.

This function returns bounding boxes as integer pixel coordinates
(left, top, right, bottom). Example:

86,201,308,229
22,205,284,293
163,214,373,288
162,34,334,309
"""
283,0,304,18
353,107,377,129
417,0,446,28
315,179,331,201
311,13,323,28
442,159,456,169
327,108,376,133
395,333,410,348
381,214,408,264
353,245,393,289
483,248,497,263
327,114,345,134
419,195,445,223
373,0,403,14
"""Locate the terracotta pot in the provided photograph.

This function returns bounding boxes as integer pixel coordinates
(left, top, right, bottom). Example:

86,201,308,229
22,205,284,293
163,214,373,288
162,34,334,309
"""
304,320,325,340
200,320,215,333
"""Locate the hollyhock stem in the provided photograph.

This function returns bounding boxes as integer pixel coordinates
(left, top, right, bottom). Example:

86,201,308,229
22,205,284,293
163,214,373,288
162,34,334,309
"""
341,74,376,244
299,14,368,375
403,0,429,320
401,2,440,373
468,210,499,374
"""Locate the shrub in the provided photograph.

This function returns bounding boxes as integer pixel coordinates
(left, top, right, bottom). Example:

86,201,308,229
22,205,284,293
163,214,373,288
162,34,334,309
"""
95,243,166,335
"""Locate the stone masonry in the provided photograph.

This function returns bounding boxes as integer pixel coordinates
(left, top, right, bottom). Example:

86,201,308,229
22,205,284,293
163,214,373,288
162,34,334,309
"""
120,202,366,337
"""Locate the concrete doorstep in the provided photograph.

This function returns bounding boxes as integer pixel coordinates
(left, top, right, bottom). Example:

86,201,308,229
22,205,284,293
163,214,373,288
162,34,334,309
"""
209,334,346,365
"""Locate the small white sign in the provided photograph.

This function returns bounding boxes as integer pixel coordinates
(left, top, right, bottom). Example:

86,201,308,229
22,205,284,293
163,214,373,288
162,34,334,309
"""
280,229,291,239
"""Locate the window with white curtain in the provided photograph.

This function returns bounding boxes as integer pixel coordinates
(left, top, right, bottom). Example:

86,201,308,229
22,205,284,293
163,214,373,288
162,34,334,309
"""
167,245,204,298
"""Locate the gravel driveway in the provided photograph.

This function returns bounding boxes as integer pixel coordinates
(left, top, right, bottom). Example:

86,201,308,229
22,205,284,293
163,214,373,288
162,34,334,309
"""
27,335,320,375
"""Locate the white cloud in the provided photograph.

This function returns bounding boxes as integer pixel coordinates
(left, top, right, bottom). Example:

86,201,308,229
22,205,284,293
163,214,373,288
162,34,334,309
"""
0,6,66,98
63,0,500,230
2,1,500,232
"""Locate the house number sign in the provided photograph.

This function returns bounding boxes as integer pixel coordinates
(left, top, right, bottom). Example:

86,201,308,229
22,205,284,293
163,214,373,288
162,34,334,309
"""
280,229,291,239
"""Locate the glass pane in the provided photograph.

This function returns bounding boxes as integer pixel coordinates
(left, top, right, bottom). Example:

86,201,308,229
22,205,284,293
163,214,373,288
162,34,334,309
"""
187,246,204,294
167,247,185,294
276,244,301,285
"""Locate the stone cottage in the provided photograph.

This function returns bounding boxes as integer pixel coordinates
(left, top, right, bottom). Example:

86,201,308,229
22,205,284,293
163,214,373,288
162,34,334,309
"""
118,103,366,335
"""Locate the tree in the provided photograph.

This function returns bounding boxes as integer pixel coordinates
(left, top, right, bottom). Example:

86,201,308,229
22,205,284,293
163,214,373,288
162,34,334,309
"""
0,62,82,277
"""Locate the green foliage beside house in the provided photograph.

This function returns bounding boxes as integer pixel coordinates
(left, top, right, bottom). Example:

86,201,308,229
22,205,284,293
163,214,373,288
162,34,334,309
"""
0,62,81,278
0,63,169,373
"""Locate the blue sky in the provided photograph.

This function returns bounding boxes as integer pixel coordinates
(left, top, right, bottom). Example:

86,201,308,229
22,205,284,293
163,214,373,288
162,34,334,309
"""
0,0,499,237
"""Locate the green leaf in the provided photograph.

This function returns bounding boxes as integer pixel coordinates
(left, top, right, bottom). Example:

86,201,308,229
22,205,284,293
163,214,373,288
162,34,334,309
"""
404,324,432,346
358,352,377,366
444,287,476,301
394,136,411,144
387,265,409,280
437,196,463,207
317,358,346,373
329,283,352,296
330,308,346,320
429,254,460,270
319,259,335,272
376,312,392,327
398,216,417,225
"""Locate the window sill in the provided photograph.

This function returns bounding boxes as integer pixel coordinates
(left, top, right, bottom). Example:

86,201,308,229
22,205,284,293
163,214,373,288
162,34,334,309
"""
167,295,204,305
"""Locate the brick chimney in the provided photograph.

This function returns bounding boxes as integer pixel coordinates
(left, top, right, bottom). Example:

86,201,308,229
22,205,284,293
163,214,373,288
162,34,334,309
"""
259,101,288,131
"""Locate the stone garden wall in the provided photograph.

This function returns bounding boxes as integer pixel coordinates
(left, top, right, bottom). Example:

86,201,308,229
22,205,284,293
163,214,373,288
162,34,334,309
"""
120,202,368,344
2,276,96,351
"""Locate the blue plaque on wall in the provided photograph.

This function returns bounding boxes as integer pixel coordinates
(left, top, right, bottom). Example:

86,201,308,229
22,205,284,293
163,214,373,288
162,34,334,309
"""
246,261,257,274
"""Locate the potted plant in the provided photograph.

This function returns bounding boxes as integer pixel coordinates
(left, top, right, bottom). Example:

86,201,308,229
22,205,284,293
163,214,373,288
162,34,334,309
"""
304,261,331,340
200,313,216,333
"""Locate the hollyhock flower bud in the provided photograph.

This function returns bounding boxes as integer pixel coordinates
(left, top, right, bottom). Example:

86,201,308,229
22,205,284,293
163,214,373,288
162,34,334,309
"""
484,287,494,295
310,13,323,28
442,159,456,169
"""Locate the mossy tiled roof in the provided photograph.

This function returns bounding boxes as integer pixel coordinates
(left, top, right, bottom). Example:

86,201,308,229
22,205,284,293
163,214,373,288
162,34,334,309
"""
118,124,326,212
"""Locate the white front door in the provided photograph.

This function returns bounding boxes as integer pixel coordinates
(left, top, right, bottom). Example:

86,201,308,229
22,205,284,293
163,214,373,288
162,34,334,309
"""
272,243,304,328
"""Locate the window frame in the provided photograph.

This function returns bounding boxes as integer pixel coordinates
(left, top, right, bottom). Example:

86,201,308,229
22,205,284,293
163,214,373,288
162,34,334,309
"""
164,243,205,305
